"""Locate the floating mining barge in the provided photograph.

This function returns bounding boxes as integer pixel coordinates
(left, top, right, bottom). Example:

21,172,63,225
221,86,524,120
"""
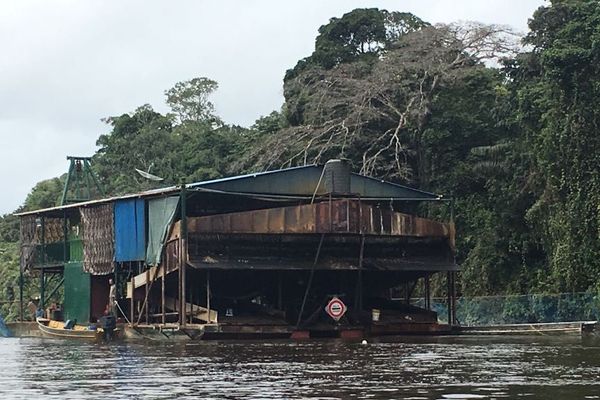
16,159,458,340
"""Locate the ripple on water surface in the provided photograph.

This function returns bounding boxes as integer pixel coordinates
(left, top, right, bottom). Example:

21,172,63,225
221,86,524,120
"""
0,336,599,399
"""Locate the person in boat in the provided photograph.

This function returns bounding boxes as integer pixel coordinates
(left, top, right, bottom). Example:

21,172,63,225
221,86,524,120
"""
99,310,116,341
108,278,116,315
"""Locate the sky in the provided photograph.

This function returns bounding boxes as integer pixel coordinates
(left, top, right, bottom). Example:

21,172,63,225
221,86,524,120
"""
0,0,545,214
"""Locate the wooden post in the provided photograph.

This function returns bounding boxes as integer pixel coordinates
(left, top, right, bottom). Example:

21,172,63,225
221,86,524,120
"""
180,184,188,328
178,241,182,325
145,269,150,323
424,273,431,311
451,271,457,325
358,235,365,311
40,269,45,314
161,263,166,326
190,282,194,325
447,271,452,326
137,267,159,325
40,216,46,310
19,260,23,321
130,275,135,327
206,270,211,323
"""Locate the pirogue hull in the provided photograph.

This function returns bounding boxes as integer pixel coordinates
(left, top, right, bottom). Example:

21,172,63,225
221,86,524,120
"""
36,318,118,340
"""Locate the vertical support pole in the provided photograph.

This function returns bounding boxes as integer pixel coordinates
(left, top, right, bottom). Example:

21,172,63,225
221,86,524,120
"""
328,193,333,232
161,264,166,325
179,184,188,328
40,216,46,311
446,271,452,326
451,271,457,325
145,269,150,323
74,161,81,201
206,270,211,323
114,262,119,314
424,273,431,311
19,263,24,321
40,269,45,313
357,234,365,311
130,275,135,327
404,281,410,305
177,247,181,325
190,281,194,325
62,211,68,264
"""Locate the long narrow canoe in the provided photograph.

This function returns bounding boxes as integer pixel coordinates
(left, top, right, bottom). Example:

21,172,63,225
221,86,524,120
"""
455,321,597,335
36,318,117,340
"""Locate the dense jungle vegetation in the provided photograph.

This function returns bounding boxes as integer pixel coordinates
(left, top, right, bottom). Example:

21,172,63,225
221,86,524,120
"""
1,1,599,320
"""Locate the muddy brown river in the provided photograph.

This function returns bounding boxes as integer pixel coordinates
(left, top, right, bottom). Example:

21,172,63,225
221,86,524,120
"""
0,335,599,399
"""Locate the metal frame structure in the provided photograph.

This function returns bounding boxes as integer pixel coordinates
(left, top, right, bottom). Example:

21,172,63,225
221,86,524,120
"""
18,161,459,337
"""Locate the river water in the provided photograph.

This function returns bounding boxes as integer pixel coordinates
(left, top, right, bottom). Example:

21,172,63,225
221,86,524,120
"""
0,335,599,399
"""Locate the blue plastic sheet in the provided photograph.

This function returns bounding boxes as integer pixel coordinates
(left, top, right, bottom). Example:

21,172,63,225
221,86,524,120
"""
114,199,146,262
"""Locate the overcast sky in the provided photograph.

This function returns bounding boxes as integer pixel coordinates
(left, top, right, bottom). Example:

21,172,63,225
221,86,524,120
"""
0,0,544,214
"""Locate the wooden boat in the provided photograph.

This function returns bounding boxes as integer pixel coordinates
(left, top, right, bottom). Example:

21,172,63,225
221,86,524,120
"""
455,321,597,336
36,318,118,340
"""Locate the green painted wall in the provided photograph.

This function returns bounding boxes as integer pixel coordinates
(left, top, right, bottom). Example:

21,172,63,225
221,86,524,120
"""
68,238,83,262
63,262,90,323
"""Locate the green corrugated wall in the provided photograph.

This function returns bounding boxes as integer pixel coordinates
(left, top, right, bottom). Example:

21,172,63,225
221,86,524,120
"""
63,262,90,323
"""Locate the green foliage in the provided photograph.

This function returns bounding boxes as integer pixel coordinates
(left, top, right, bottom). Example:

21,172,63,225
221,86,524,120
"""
165,77,219,123
93,80,253,196
449,292,600,325
285,8,427,80
22,177,64,211
516,0,600,292
95,105,177,194
252,111,287,136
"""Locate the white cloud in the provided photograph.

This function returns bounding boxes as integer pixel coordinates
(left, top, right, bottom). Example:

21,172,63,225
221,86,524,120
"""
0,0,544,213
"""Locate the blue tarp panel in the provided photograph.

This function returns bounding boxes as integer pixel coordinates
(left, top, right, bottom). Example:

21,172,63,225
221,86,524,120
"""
114,199,146,262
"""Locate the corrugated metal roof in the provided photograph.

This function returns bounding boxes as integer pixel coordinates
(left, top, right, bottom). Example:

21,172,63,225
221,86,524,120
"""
15,164,442,217
14,186,180,216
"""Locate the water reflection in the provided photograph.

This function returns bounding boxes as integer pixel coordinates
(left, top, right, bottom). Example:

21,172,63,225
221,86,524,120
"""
0,336,598,399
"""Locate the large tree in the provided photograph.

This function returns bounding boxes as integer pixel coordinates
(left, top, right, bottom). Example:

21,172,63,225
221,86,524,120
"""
246,19,518,186
302,9,428,70
165,77,220,123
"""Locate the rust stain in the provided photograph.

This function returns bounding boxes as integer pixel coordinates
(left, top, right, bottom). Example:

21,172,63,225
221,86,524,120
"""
188,199,451,239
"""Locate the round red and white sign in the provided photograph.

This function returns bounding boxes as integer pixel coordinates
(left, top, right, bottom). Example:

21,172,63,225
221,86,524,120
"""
325,297,347,321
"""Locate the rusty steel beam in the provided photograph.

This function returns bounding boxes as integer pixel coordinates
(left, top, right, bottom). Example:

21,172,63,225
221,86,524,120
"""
187,199,452,239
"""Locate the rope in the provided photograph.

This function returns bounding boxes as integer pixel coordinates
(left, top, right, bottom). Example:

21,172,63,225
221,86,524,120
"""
295,233,325,329
115,301,131,325
310,167,327,204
